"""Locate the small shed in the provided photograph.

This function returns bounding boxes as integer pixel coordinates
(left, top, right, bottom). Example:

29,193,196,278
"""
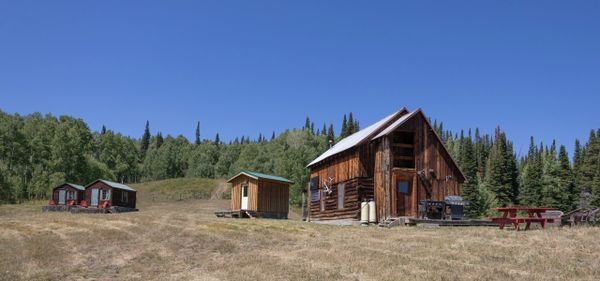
51,183,85,205
227,171,293,219
84,179,137,209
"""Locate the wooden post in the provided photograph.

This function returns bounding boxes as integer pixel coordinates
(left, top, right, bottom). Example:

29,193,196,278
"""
301,183,306,221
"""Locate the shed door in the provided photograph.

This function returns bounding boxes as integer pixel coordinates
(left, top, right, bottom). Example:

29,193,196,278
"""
58,190,66,205
394,173,413,217
241,185,249,210
91,189,99,207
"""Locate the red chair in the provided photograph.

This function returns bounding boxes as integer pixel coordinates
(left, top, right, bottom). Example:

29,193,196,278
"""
48,199,56,205
80,200,88,208
67,199,75,206
100,201,109,208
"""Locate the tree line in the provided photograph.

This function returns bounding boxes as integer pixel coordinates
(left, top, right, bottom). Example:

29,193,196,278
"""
1,109,599,217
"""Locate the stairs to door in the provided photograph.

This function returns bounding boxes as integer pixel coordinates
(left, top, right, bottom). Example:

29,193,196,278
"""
378,217,409,228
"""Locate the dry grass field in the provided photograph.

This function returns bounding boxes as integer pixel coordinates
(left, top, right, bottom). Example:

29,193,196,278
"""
1,179,599,281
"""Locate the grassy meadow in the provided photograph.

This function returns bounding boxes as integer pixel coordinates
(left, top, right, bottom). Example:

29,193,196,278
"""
0,179,599,281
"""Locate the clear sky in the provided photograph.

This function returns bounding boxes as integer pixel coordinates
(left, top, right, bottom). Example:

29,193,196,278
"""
1,1,598,156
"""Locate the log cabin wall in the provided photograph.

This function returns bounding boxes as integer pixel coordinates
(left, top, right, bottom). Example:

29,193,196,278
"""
309,177,373,220
85,181,113,207
256,179,289,215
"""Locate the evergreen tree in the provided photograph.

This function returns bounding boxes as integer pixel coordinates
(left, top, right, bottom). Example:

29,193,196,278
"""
156,132,164,148
304,117,311,131
341,114,348,138
458,130,482,217
354,120,360,132
321,123,327,136
483,127,518,206
519,137,543,206
327,124,335,144
141,121,151,159
195,121,201,145
581,130,600,207
215,133,221,147
310,122,315,135
101,125,107,135
348,113,355,135
541,140,566,209
557,145,577,210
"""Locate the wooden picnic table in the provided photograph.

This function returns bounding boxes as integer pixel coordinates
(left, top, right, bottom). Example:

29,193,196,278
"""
490,207,555,231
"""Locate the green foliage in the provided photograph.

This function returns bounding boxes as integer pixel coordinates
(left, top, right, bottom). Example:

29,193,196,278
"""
483,127,518,206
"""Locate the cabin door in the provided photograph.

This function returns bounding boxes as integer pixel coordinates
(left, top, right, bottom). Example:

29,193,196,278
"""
394,174,413,217
241,185,249,210
90,189,99,207
58,190,66,205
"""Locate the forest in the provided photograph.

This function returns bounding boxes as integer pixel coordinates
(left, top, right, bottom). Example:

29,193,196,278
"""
1,109,599,217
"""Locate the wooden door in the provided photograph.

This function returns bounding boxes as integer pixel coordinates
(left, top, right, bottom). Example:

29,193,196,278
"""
395,174,412,216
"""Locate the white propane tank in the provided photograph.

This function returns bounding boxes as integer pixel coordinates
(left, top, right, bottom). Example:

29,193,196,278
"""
368,199,376,223
360,201,369,225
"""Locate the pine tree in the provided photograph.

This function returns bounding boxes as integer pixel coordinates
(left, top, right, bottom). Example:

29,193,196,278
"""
215,133,221,147
101,125,107,135
195,121,201,145
557,145,576,211
140,121,151,159
156,132,163,148
304,117,311,131
354,120,360,132
541,140,565,209
519,137,543,206
458,130,482,217
581,130,600,207
310,122,315,135
327,124,335,144
271,131,276,140
483,127,518,206
348,112,355,135
322,123,327,136
341,114,348,138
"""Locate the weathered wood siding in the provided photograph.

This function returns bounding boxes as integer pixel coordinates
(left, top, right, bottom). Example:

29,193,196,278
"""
373,112,463,219
257,180,289,214
309,150,364,185
230,176,258,211
309,178,373,220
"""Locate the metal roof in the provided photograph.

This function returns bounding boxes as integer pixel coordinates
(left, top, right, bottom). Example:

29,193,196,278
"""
372,109,420,140
307,108,408,167
95,179,137,192
227,171,294,184
67,183,85,191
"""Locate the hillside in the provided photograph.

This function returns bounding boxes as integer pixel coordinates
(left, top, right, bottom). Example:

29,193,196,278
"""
0,179,599,281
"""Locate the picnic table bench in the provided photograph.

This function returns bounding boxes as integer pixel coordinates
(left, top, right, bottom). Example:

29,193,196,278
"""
490,207,555,231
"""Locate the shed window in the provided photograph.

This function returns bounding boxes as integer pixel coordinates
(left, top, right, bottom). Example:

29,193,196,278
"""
66,191,76,200
242,185,248,197
337,183,345,209
100,190,110,200
397,181,409,193
122,192,129,203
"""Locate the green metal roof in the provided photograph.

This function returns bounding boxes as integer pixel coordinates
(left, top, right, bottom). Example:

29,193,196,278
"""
228,171,294,184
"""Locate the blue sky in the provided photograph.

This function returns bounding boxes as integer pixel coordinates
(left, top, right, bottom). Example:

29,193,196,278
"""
1,1,598,156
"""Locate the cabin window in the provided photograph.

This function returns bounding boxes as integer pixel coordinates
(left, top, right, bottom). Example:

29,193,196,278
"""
122,192,129,203
397,181,410,193
337,183,345,209
66,191,75,200
392,131,415,168
100,190,110,201
242,185,248,197
310,177,320,202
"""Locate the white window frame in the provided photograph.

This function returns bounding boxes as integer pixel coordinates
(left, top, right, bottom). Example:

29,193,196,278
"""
100,189,111,201
66,191,76,200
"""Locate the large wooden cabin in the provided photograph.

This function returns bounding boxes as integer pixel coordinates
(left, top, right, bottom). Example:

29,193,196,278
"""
84,179,137,209
228,171,293,219
307,108,465,222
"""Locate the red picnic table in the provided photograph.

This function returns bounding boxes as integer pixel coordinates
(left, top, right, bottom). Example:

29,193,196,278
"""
490,207,555,231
